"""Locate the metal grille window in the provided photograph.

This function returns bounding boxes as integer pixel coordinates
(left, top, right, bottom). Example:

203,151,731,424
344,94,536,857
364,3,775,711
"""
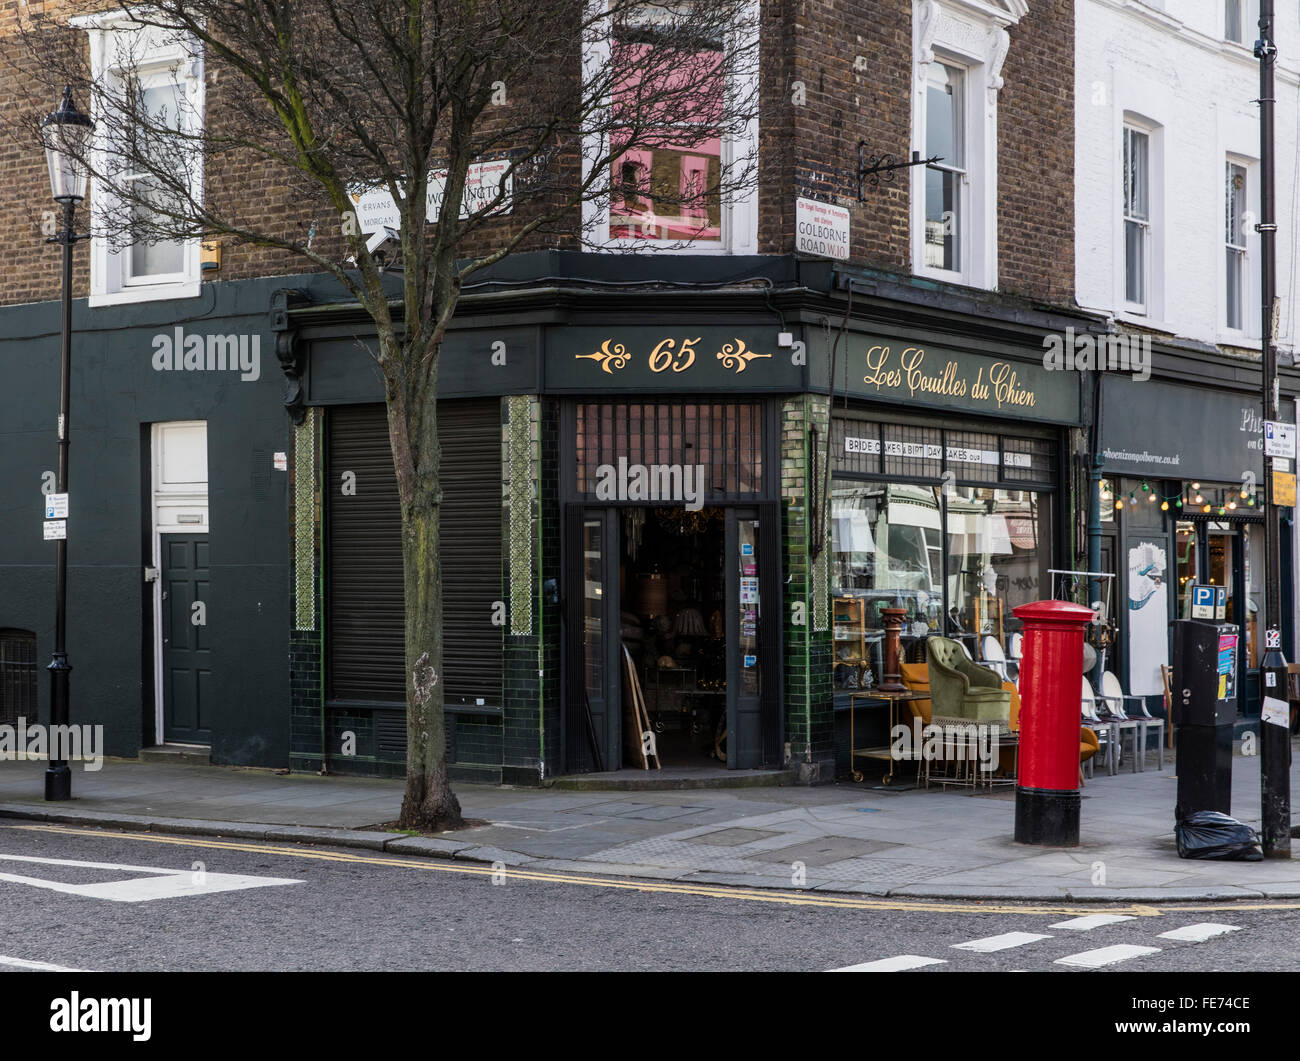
832,418,881,477
1226,160,1248,331
1002,436,1056,484
1123,125,1151,311
944,430,1000,484
575,401,762,501
881,422,942,479
0,630,37,727
832,417,1056,490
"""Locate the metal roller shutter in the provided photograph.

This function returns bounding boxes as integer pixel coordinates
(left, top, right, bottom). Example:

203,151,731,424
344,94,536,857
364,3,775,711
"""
326,401,502,707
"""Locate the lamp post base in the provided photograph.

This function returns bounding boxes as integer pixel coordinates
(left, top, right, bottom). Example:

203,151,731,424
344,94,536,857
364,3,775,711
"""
44,763,71,802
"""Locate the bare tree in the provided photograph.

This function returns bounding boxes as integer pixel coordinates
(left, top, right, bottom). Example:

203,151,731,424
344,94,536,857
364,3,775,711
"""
6,0,760,830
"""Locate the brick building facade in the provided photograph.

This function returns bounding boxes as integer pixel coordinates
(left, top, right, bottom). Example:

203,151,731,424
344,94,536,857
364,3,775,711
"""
0,1,1106,783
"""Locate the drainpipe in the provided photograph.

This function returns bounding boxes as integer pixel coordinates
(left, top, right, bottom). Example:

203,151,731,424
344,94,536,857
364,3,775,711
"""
1087,364,1104,686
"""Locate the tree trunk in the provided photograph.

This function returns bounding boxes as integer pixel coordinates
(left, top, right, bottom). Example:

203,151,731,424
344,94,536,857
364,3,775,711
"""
397,456,463,832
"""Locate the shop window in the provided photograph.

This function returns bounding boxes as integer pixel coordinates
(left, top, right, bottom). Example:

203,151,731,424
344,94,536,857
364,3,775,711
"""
831,483,944,688
1175,520,1199,618
946,488,1050,647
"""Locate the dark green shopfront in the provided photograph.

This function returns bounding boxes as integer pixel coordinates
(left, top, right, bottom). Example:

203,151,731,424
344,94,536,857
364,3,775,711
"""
0,253,1095,784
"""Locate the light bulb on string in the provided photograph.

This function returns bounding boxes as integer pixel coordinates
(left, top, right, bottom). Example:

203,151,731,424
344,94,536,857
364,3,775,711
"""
1115,497,1124,510
1161,500,1169,511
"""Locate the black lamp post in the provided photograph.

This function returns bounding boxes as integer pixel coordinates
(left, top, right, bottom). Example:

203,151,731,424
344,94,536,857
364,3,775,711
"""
40,86,93,801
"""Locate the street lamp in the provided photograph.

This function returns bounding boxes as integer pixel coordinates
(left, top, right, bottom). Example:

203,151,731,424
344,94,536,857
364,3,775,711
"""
40,86,93,801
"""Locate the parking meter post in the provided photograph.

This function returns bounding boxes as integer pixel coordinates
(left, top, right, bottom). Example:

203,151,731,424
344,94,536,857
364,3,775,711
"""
1013,599,1096,846
1260,635,1291,858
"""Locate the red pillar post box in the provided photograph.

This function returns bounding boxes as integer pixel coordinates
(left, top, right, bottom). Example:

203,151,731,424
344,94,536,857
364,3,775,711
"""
1013,599,1096,846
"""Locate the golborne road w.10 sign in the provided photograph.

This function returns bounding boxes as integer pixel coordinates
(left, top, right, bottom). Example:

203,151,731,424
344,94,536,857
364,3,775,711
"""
795,198,850,261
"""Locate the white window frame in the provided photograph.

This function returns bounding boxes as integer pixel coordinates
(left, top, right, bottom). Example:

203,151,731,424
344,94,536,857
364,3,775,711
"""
1222,154,1258,340
910,0,1024,290
1224,0,1258,46
581,0,758,255
1117,114,1162,321
922,59,968,276
73,10,205,307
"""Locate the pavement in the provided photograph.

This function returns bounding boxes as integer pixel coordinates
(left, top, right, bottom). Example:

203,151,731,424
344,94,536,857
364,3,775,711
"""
2,742,1299,901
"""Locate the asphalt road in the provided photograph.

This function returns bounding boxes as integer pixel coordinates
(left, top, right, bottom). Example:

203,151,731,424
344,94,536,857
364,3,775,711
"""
1,822,1297,975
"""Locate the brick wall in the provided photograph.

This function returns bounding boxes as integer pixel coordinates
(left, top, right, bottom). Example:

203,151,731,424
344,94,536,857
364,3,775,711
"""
2,1,1074,310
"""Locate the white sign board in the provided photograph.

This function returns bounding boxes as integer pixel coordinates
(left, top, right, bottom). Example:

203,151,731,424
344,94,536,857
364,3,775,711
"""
44,493,68,519
349,161,514,236
1261,695,1289,728
795,197,850,261
43,520,66,541
1264,420,1297,460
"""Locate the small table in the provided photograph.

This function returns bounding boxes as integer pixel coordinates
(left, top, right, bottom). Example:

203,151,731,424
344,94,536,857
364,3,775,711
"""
847,690,920,784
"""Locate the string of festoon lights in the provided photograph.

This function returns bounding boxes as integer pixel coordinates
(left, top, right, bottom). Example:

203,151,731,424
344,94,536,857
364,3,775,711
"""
1101,480,1257,516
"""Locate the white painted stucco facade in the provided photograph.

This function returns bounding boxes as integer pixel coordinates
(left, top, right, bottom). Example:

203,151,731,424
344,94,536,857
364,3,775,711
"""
1076,0,1300,359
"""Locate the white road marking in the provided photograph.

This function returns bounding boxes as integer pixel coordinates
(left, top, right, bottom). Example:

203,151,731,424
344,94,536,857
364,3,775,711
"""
952,932,1052,953
831,955,948,972
0,852,302,903
1054,944,1160,969
1157,923,1241,943
1049,914,1137,931
0,955,88,972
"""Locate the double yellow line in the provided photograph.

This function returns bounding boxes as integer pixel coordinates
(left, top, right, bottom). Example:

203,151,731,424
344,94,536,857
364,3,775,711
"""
8,823,1296,918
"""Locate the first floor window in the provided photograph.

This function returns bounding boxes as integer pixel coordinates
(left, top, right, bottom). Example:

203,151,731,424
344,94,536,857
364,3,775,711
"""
1225,161,1248,330
1123,125,1150,310
924,61,965,272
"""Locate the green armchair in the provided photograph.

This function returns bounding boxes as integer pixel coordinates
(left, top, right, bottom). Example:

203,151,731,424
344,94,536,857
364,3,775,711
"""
926,636,1012,723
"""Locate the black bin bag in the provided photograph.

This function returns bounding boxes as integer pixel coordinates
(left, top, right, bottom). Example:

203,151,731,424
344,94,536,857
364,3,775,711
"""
1175,810,1264,861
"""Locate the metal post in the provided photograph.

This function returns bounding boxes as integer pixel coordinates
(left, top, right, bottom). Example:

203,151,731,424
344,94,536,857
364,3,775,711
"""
45,199,75,802
1255,0,1289,857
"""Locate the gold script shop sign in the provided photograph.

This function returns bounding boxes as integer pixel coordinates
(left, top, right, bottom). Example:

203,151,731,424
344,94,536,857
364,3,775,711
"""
815,332,1077,423
863,345,1037,410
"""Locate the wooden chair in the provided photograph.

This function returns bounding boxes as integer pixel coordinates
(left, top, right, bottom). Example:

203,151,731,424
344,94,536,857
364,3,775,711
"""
1080,727,1100,787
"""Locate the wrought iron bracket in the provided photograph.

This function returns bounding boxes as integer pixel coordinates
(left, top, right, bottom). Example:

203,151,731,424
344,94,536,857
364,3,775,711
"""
857,144,941,200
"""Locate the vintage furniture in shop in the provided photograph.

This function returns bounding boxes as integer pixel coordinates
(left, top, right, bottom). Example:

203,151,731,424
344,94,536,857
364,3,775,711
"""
926,636,1012,723
1080,727,1100,786
846,689,919,784
833,595,875,689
